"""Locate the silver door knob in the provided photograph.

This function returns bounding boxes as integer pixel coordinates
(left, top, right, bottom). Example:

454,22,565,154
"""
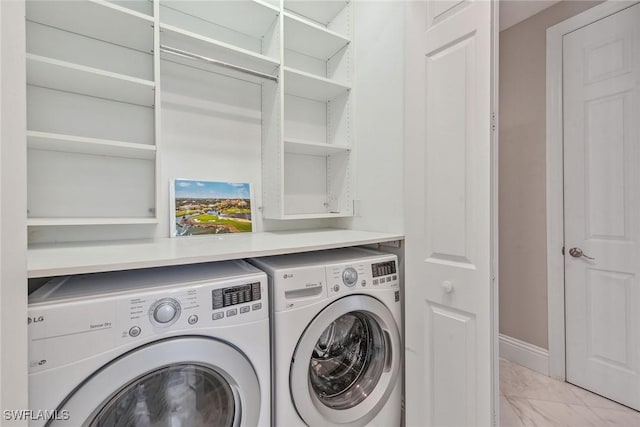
568,247,595,260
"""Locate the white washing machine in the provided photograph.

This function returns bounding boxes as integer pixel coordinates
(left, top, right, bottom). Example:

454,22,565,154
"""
28,260,270,427
250,248,402,427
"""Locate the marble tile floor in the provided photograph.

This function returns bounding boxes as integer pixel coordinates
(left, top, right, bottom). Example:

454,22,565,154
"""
500,359,640,427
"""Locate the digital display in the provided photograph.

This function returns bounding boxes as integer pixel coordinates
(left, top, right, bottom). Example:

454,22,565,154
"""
372,261,396,278
212,282,261,310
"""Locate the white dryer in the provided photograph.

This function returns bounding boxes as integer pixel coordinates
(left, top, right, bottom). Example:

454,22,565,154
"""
28,260,270,427
250,248,402,427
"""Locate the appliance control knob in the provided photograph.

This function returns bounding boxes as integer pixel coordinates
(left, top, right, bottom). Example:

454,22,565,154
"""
151,298,181,326
342,267,358,287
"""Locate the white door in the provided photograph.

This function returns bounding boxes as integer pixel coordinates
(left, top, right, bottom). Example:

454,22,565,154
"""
563,2,640,410
404,1,496,426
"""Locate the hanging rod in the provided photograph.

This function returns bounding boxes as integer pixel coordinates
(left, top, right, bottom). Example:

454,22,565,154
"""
160,45,279,83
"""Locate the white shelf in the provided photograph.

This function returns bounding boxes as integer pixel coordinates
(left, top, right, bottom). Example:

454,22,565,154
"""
160,0,280,39
160,24,280,79
284,138,350,156
27,131,156,160
281,213,353,220
27,54,155,107
26,0,154,52
27,218,158,227
284,67,349,101
27,229,404,278
284,12,350,59
285,1,349,26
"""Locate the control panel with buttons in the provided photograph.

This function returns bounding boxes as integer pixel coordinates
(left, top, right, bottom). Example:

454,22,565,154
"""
120,277,266,339
327,258,399,298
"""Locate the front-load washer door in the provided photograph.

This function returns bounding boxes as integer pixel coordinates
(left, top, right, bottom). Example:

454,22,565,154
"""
290,295,401,427
48,337,261,427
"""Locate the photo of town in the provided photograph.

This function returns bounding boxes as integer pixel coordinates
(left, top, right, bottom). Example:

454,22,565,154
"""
173,180,252,236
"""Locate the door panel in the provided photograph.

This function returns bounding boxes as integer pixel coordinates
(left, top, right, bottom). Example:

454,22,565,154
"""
563,2,640,410
405,0,495,425
430,304,476,427
426,35,475,265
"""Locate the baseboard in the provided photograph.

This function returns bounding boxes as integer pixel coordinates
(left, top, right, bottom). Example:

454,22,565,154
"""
499,334,549,376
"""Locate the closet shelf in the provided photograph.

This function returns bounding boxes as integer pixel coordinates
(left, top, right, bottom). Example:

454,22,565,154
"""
159,25,280,79
27,218,159,227
26,0,154,52
284,139,350,156
284,12,350,59
284,67,350,101
280,212,353,220
27,54,155,107
284,1,349,27
159,0,279,40
27,131,156,160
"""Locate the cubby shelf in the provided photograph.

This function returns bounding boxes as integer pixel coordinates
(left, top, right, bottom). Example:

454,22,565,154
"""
27,218,158,227
27,131,156,160
27,54,156,107
284,0,349,26
159,24,280,79
284,12,350,59
26,0,154,52
284,138,350,156
284,67,349,101
160,0,280,40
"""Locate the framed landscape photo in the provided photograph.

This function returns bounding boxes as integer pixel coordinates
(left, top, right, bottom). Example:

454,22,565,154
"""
171,179,253,237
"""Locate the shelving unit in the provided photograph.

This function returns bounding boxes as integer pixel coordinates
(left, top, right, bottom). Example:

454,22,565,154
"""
25,0,157,227
24,0,355,233
261,1,354,219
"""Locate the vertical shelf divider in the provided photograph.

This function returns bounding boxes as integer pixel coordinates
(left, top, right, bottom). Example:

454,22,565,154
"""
153,0,161,224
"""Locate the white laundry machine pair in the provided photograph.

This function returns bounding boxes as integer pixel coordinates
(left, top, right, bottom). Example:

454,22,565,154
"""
28,260,270,427
250,247,402,427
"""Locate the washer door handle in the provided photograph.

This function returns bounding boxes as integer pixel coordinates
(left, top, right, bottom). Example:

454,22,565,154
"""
383,330,393,372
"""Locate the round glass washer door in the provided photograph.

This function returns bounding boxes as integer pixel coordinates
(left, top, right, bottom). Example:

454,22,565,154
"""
290,295,401,427
48,337,260,427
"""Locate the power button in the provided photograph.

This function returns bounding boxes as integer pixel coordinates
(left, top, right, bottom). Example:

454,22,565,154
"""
188,315,198,325
129,326,141,337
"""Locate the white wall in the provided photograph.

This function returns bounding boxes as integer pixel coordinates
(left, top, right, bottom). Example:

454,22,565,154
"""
0,0,29,422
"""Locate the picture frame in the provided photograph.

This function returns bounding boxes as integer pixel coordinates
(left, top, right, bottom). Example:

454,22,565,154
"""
170,179,253,237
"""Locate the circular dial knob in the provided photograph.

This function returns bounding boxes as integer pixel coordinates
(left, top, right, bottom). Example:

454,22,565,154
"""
150,298,181,327
342,267,358,287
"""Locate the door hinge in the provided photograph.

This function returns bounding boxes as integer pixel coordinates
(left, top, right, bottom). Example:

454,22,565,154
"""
562,246,565,255
491,112,496,132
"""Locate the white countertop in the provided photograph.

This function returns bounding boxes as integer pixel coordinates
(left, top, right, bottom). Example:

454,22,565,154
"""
28,228,404,278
